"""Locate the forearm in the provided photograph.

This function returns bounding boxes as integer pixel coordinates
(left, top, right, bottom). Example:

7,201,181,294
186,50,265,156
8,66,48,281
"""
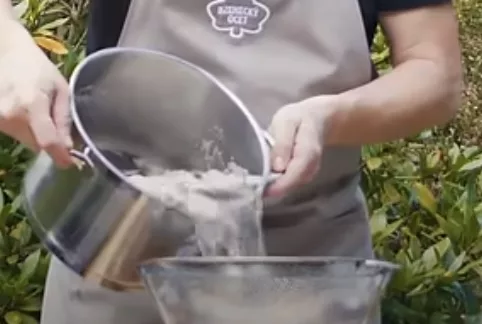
0,0,33,52
324,58,462,146
0,0,13,20
321,2,462,146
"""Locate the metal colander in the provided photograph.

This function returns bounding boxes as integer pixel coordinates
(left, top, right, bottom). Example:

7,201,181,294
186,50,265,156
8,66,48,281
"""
139,256,399,324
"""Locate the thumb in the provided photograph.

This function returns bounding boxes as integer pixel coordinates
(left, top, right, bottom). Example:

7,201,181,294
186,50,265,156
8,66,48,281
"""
52,82,73,148
268,111,299,172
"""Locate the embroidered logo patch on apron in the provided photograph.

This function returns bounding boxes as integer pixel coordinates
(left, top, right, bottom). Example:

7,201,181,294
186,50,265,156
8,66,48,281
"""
206,0,270,39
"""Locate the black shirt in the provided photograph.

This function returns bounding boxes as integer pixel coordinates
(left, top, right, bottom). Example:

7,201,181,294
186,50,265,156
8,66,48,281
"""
86,0,450,54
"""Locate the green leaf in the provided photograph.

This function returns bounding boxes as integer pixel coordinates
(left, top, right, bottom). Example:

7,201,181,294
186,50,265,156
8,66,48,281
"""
459,157,482,172
409,235,422,260
412,182,437,214
426,149,441,169
421,246,438,270
10,220,32,247
10,195,23,215
407,282,433,296
459,258,482,275
37,17,70,31
433,214,463,244
420,239,451,271
448,143,461,166
7,254,19,264
418,129,433,140
34,253,51,282
448,251,466,273
370,209,387,235
19,249,41,282
366,157,383,170
4,312,22,324
382,182,401,204
4,312,38,324
378,219,404,241
17,297,42,312
434,237,452,258
10,144,27,157
462,146,481,159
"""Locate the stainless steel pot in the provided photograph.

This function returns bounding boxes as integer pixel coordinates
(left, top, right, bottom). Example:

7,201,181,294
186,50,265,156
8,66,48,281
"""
22,48,275,291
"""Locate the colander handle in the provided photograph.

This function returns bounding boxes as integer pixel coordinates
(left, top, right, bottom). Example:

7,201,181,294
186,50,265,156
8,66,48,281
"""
69,147,141,176
70,147,95,169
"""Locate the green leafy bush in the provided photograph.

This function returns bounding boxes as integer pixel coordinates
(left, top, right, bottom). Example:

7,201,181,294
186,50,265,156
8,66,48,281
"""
0,138,45,324
364,140,482,323
0,0,481,323
365,1,482,322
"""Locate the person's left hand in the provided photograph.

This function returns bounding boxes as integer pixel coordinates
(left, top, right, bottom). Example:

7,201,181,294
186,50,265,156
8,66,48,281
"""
265,96,336,197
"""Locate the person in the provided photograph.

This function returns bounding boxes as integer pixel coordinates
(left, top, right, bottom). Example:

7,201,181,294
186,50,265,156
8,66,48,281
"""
0,0,462,323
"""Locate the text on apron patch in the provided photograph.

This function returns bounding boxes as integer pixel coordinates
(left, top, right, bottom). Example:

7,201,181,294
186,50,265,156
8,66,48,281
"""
206,0,270,39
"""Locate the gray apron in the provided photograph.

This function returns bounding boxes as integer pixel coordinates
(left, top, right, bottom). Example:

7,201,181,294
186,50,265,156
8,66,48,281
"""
41,0,376,323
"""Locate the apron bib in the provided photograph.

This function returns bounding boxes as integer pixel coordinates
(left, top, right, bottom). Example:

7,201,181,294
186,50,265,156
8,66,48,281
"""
41,0,379,323
117,0,373,256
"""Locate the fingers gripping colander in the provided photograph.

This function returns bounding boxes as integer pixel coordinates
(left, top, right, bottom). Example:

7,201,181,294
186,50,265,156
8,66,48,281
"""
139,256,399,324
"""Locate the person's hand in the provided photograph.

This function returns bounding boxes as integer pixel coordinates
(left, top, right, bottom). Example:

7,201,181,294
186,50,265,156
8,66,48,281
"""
265,96,336,197
0,20,73,168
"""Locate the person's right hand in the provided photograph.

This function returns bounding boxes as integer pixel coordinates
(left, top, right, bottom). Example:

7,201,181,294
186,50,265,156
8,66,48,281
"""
0,19,73,168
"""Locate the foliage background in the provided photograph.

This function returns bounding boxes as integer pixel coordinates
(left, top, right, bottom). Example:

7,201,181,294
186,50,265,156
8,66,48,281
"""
0,0,481,323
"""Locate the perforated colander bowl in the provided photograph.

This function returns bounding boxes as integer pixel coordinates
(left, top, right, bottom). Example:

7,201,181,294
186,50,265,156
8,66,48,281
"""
139,256,399,324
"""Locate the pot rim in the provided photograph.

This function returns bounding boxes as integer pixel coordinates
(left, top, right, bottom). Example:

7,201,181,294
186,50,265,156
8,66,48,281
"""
68,47,272,192
139,256,401,271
